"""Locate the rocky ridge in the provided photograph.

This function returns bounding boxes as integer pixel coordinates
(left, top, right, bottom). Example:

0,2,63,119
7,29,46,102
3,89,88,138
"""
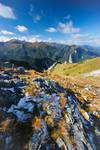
0,68,99,150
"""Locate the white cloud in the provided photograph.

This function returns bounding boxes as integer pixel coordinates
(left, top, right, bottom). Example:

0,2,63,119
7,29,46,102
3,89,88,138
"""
64,15,71,20
19,35,41,42
29,4,34,16
47,37,53,42
33,15,41,23
94,38,100,45
71,33,91,40
46,27,57,33
28,37,41,42
58,20,80,34
0,36,13,42
16,25,28,32
70,33,94,44
0,3,16,19
0,33,100,46
0,35,41,43
35,35,41,38
46,20,80,34
29,5,42,23
0,30,15,35
63,33,100,46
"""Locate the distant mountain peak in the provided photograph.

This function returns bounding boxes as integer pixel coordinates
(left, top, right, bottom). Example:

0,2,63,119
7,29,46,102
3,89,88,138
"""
0,40,99,71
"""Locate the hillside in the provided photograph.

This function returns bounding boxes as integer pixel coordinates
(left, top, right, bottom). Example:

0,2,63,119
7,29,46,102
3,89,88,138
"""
50,57,100,76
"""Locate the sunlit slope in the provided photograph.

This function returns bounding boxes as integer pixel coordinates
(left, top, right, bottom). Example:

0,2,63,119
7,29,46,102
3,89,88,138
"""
50,57,100,76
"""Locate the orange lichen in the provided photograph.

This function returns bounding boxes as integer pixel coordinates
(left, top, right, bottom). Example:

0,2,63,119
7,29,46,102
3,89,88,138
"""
0,118,13,132
32,117,42,130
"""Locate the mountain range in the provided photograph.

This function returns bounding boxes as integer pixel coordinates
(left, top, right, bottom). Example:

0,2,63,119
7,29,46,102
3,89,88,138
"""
0,39,99,72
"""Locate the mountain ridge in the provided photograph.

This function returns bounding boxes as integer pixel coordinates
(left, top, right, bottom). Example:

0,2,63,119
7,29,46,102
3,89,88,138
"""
0,40,99,72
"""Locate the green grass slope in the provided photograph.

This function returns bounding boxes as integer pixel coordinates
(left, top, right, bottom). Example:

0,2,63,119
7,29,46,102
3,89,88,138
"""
50,57,100,76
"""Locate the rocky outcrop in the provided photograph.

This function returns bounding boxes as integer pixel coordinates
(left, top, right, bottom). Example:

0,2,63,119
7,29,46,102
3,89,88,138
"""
0,69,99,150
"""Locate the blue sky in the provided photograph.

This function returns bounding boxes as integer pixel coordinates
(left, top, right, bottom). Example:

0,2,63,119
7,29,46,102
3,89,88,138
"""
0,0,100,46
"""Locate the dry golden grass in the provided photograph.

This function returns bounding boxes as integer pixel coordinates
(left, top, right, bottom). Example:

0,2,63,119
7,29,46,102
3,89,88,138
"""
78,106,90,121
59,93,67,109
45,115,54,126
24,84,39,96
51,118,76,148
47,74,100,119
51,119,66,140
17,68,100,119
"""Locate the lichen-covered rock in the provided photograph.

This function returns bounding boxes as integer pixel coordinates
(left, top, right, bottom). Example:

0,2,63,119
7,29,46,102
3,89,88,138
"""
0,72,99,150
